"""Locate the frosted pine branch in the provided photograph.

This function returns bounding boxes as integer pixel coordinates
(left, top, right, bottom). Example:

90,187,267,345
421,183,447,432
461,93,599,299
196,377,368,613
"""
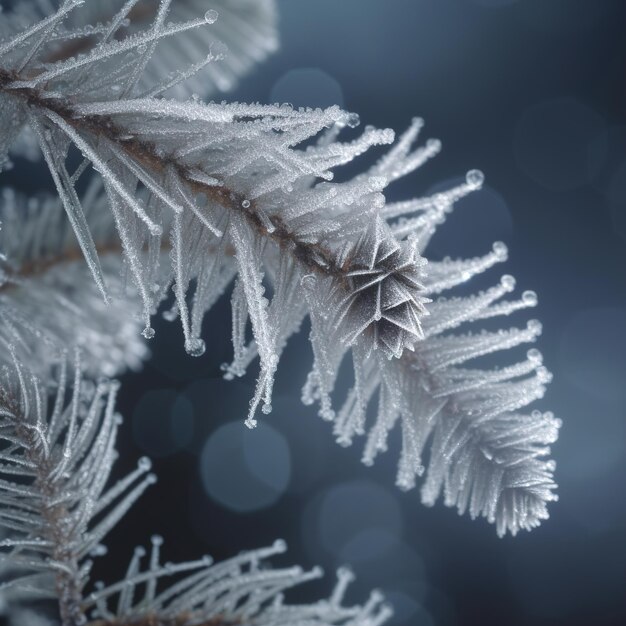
1,0,277,168
0,345,156,624
0,0,277,99
0,0,559,535
67,0,279,97
0,342,390,626
0,3,431,414
85,541,391,626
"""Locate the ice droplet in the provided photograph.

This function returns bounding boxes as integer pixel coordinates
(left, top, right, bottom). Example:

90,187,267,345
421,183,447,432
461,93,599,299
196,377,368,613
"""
492,241,508,260
142,326,155,339
522,290,538,306
273,538,287,552
89,544,108,557
186,337,206,357
210,41,228,58
138,457,152,471
427,138,442,152
241,199,251,208
300,274,316,290
466,168,485,189
204,9,218,24
336,566,355,581
537,366,552,383
162,306,178,322
346,112,360,128
500,274,516,291
527,348,542,364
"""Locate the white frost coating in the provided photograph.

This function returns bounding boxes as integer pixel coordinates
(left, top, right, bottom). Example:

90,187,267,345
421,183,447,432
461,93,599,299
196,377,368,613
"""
0,1,559,536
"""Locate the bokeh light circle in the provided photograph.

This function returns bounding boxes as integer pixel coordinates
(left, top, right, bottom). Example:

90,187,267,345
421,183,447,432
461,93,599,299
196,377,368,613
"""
132,389,194,457
270,67,344,109
514,98,607,191
316,480,404,556
199,421,291,512
383,591,434,626
558,307,626,403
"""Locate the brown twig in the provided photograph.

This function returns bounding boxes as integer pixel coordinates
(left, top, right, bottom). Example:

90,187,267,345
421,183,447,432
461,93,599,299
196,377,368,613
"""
0,389,85,626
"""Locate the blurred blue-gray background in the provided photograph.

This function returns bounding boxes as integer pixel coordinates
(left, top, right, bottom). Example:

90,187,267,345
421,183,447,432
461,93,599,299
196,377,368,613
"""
5,1,626,625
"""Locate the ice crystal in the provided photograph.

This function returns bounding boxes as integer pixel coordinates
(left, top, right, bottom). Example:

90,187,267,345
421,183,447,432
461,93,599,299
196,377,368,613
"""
0,0,559,535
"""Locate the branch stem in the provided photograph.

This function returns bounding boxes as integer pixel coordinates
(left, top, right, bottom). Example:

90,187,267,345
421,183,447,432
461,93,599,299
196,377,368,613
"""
0,68,350,285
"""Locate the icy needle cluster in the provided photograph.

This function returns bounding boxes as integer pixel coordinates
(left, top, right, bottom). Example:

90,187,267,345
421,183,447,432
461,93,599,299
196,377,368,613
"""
0,0,559,537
